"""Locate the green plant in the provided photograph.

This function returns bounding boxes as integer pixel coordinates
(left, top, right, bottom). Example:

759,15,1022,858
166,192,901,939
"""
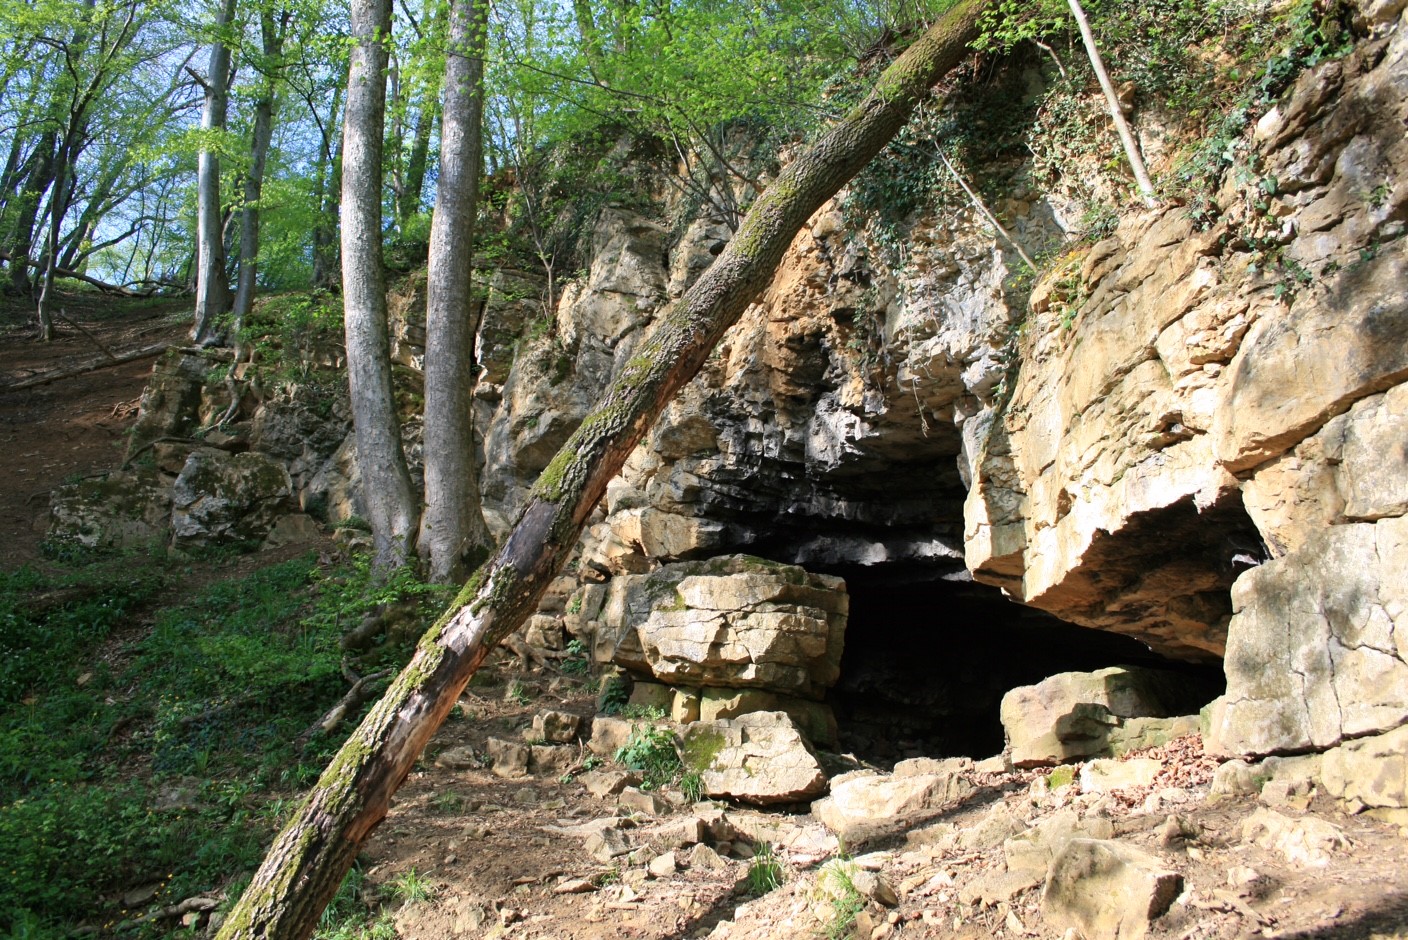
613,722,681,790
385,868,434,905
506,680,533,706
599,676,631,715
813,859,866,940
621,703,666,720
680,769,704,804
745,842,784,896
432,791,466,815
561,638,590,676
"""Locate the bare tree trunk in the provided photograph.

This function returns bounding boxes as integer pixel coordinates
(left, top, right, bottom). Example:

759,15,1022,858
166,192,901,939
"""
341,0,419,571
231,10,288,351
397,99,437,226
191,0,238,345
417,0,491,582
1066,0,1158,208
311,80,345,290
215,3,985,936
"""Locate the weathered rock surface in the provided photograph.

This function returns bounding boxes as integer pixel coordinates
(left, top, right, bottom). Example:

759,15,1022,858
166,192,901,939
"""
1001,666,1211,767
598,555,847,701
1042,839,1182,940
48,467,172,549
1321,723,1408,816
679,711,826,806
170,449,293,548
812,762,974,844
1207,515,1408,756
964,22,1408,662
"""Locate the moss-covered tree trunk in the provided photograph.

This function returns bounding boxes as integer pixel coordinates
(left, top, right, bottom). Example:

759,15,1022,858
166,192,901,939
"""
216,4,985,936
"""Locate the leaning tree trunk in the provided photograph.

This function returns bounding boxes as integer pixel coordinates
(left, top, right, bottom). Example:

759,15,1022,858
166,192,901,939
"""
191,0,238,345
216,3,985,936
417,0,491,583
341,0,420,570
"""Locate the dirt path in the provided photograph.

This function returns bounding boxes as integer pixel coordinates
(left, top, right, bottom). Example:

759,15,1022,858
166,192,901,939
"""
0,291,190,567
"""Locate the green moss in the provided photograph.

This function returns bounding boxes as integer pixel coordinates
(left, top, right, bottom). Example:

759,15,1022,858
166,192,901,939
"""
1045,765,1075,790
532,447,577,502
680,727,726,772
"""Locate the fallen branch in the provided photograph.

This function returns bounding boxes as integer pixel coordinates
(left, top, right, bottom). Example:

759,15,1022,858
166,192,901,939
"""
2,342,169,392
298,667,392,742
54,308,120,362
0,249,146,296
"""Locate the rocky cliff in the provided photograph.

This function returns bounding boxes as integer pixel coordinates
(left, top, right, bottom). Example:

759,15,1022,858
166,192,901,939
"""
58,0,1408,814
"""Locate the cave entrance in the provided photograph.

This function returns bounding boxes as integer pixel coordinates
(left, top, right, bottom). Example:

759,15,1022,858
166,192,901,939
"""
824,565,1225,766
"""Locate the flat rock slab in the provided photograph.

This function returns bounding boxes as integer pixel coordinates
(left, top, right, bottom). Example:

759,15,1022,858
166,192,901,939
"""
1042,838,1182,940
813,764,974,844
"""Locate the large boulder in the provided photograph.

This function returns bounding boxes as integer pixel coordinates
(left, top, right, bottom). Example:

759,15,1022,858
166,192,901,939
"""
679,711,827,806
170,449,294,548
1320,722,1408,818
1207,515,1408,757
1042,839,1182,940
1001,666,1211,767
599,554,848,701
812,759,975,844
48,467,172,549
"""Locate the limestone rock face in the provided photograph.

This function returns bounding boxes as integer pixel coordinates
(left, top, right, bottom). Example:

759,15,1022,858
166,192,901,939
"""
170,449,294,548
599,554,848,701
48,467,173,549
1206,516,1408,756
1001,667,1211,767
1042,839,1182,940
963,24,1408,660
679,711,827,806
125,348,218,459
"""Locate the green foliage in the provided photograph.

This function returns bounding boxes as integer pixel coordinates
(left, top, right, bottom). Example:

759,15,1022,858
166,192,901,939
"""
613,722,681,790
561,638,590,676
313,867,398,940
599,675,631,715
745,842,784,896
239,290,345,386
0,549,428,935
506,680,533,705
680,769,704,803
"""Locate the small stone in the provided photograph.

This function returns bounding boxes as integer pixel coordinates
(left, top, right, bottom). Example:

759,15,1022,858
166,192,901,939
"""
619,787,668,816
486,737,530,777
589,715,634,757
533,709,583,744
554,877,597,894
584,826,633,863
435,745,480,770
582,768,641,798
513,787,538,804
121,884,161,909
687,843,728,871
648,851,679,878
1079,757,1163,793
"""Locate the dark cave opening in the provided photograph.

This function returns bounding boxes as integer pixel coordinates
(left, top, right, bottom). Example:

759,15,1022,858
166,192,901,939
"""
822,565,1225,766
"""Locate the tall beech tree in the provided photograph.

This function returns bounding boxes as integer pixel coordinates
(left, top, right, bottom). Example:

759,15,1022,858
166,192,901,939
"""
190,0,239,345
417,0,492,582
215,1,986,934
341,0,420,570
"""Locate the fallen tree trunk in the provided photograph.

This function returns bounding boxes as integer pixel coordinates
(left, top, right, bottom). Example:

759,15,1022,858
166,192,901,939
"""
2,342,169,391
216,5,986,936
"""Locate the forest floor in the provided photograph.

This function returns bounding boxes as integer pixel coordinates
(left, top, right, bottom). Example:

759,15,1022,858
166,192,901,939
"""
0,288,190,567
3,290,1408,940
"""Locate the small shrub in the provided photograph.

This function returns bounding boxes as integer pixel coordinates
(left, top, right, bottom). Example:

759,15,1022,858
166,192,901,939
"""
680,769,704,803
613,723,681,790
813,859,866,940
